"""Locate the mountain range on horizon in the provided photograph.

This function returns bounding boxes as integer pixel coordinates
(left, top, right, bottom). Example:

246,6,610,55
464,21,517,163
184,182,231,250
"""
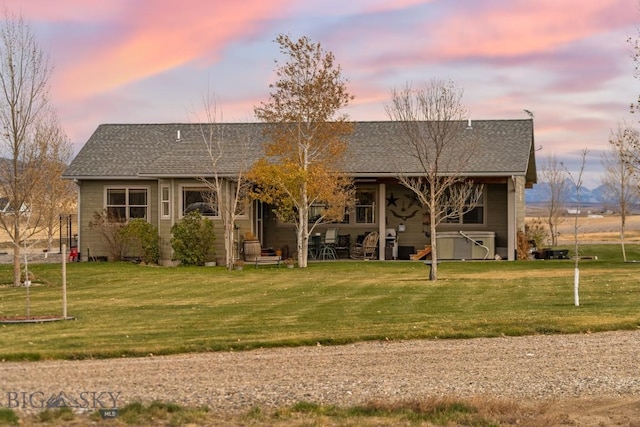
525,181,633,209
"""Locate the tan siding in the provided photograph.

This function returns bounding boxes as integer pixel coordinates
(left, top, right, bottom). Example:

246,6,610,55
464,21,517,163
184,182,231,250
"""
78,181,106,260
78,180,158,261
160,178,256,263
486,184,508,248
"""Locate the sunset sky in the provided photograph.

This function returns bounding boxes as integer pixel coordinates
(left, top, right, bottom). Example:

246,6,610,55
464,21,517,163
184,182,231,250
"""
7,0,639,187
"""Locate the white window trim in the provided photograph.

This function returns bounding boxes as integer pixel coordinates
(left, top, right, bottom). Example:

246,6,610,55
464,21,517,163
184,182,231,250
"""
104,186,150,222
160,185,171,220
179,184,220,219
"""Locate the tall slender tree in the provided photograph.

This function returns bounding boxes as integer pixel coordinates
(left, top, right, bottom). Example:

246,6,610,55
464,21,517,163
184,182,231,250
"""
385,80,482,281
249,34,354,268
603,123,639,262
195,92,256,270
564,149,588,307
0,12,54,287
625,30,640,179
32,113,77,252
539,154,569,247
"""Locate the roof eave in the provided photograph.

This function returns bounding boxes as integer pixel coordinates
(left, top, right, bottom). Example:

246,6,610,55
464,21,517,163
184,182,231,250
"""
350,172,528,178
62,175,142,180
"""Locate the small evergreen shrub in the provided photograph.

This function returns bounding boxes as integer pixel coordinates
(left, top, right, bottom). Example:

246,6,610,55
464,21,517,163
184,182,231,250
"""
121,219,161,264
170,211,216,266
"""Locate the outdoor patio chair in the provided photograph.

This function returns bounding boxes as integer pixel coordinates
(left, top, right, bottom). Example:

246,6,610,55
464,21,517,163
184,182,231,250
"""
350,231,379,260
335,234,350,258
318,228,338,260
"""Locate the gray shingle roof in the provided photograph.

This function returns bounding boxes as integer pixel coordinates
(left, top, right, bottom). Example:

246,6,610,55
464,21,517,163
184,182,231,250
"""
63,120,536,184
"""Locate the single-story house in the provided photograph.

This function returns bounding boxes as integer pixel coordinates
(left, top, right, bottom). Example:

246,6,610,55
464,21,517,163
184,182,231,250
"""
63,119,536,262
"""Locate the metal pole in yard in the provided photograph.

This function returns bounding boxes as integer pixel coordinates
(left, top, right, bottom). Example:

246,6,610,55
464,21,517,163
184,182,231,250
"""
62,244,67,318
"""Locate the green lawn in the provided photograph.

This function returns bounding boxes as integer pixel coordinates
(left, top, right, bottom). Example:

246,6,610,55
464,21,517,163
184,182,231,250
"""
0,243,639,361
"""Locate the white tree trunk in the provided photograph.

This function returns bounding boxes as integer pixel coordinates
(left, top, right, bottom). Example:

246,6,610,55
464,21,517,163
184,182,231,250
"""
620,226,627,263
224,218,234,270
429,220,438,281
297,216,308,267
13,221,21,286
573,268,580,307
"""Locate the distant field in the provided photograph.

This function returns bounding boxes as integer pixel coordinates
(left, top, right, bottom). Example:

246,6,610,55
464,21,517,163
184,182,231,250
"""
527,214,640,244
0,216,77,251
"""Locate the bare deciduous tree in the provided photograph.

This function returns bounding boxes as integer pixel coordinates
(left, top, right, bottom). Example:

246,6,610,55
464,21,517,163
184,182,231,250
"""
88,210,128,261
603,123,640,262
539,154,569,247
32,113,77,252
625,29,640,178
564,149,588,307
249,34,354,268
385,80,482,281
0,12,54,287
195,93,256,270
629,28,640,116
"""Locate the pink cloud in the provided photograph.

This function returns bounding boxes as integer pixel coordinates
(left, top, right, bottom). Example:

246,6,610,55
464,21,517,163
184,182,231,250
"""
360,0,435,14
339,0,634,74
3,0,124,22
426,0,633,60
50,0,291,101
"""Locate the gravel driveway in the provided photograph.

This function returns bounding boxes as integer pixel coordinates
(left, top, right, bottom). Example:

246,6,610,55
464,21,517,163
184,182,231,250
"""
2,330,639,415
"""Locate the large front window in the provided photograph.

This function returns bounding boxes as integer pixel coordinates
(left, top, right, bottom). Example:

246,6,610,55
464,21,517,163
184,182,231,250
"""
106,188,148,221
182,187,218,217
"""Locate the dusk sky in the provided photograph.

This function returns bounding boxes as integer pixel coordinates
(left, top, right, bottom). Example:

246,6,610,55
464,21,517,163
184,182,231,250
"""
8,0,640,187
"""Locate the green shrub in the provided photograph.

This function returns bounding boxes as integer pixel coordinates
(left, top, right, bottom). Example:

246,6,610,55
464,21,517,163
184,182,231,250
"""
121,218,161,264
170,211,216,266
89,211,161,263
0,408,19,425
37,407,74,422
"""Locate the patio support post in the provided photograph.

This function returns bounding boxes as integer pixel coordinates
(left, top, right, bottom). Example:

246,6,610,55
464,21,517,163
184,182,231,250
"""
507,177,516,261
378,182,386,260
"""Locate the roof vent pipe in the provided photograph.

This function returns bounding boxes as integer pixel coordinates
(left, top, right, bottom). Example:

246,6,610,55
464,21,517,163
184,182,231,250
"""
467,118,472,129
176,130,181,142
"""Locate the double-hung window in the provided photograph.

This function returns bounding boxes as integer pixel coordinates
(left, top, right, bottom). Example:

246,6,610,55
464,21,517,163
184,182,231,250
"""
355,188,376,224
160,186,170,219
106,187,148,222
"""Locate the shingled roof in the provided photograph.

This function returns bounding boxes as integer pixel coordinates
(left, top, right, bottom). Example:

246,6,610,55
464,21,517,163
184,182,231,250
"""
63,120,536,184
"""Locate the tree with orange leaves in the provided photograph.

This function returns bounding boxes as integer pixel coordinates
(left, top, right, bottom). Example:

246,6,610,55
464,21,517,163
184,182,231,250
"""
249,34,354,268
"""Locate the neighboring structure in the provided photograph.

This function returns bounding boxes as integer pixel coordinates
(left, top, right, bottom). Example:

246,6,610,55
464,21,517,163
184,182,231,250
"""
63,119,536,262
0,197,28,215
